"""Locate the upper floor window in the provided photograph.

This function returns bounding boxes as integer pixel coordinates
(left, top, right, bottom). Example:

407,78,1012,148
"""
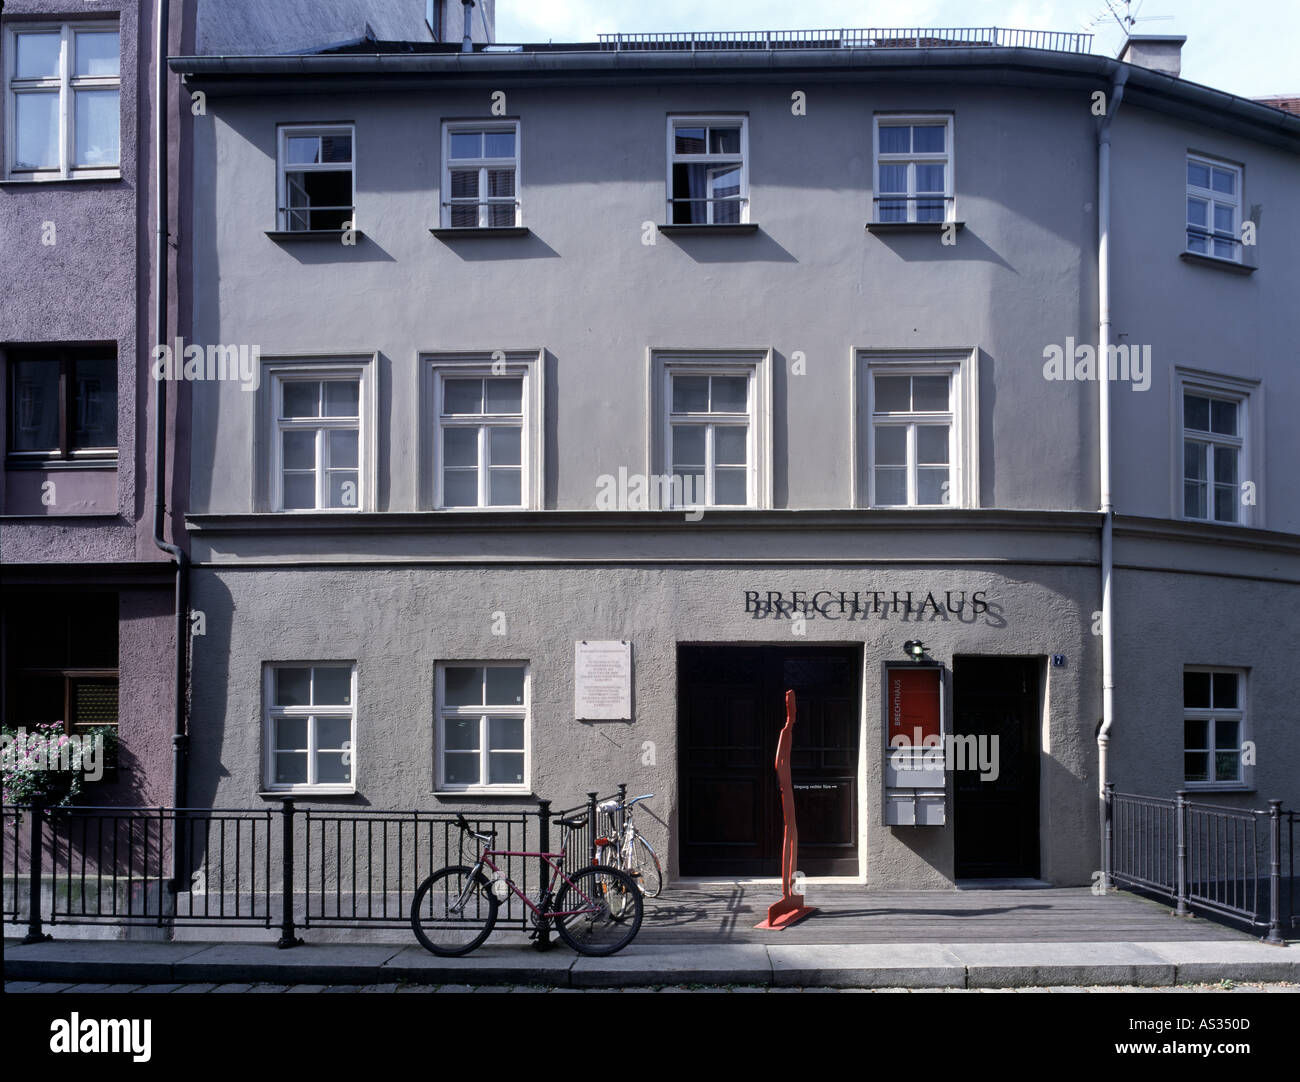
873,115,953,223
1183,668,1247,788
1182,390,1243,524
264,664,356,794
1186,155,1241,262
5,346,117,462
277,125,354,231
667,117,748,224
442,121,519,228
4,23,120,180
858,351,975,508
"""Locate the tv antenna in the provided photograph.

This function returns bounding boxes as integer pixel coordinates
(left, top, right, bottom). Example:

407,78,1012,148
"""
1081,0,1174,38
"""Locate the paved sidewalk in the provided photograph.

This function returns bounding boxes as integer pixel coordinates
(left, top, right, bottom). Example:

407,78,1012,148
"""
5,937,1296,989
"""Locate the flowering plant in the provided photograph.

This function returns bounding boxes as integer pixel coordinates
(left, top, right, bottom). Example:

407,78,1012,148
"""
0,723,119,807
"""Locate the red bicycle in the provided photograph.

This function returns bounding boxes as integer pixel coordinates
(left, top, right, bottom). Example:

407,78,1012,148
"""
410,813,643,956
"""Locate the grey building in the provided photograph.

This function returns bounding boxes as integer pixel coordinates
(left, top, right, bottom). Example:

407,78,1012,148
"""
169,25,1300,891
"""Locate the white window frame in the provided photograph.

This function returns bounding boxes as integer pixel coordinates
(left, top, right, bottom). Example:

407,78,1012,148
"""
441,119,521,228
856,350,977,509
1183,666,1250,791
4,21,121,181
1185,153,1242,263
422,351,544,510
275,124,356,232
649,350,771,510
1172,368,1259,528
263,663,358,795
666,115,750,225
257,355,376,513
434,662,531,795
872,114,955,224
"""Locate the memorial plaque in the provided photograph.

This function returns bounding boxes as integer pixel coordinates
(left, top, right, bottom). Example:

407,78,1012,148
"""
575,640,632,720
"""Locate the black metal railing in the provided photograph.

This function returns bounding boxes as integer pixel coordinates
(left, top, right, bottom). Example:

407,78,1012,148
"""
598,28,1094,53
1106,786,1296,943
2,787,628,947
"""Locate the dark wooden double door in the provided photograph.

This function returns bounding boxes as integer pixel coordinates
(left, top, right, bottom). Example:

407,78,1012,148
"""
678,645,861,877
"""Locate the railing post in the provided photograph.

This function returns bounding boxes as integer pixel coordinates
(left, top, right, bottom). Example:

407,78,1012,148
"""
587,791,598,865
22,799,51,944
618,782,628,844
1103,782,1114,890
277,798,301,947
534,799,552,950
1266,800,1283,945
1175,790,1190,917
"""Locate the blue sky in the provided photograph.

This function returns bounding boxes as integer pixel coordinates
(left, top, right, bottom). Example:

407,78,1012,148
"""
496,0,1300,100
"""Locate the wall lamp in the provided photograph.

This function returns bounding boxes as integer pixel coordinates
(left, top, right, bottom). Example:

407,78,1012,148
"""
903,640,927,662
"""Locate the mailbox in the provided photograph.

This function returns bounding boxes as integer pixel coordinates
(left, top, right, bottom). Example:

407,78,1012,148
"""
883,663,947,826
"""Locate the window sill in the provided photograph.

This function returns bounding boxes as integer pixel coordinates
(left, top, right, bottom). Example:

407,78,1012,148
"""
259,788,358,799
5,456,118,470
265,229,363,243
0,173,122,186
435,788,533,798
430,226,530,239
1182,783,1254,793
658,223,759,236
866,221,965,234
1179,251,1255,275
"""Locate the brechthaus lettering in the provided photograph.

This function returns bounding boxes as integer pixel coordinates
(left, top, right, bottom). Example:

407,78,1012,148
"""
744,589,988,618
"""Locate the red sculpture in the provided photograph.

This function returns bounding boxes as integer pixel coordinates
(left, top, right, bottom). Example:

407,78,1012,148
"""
755,689,816,930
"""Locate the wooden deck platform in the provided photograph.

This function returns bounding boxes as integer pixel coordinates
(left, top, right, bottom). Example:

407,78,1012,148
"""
636,884,1268,944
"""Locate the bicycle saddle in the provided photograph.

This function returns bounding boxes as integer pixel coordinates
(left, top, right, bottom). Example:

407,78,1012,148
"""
556,814,587,829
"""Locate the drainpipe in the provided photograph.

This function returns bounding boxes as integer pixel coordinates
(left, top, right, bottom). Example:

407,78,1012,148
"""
150,0,188,889
461,0,475,51
1096,64,1127,888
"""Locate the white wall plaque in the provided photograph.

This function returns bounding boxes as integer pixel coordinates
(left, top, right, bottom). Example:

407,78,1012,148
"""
575,640,632,720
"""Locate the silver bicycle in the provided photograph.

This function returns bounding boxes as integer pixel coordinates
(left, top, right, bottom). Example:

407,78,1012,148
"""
595,792,663,898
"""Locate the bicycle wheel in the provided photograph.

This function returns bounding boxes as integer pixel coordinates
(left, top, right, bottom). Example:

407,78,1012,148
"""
552,866,643,956
410,865,499,956
631,834,663,898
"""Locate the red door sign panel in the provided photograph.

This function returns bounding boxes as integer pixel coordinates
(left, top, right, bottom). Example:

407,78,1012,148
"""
887,667,941,746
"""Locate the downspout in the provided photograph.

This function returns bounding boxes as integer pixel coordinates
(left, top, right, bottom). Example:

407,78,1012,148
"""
461,0,475,51
150,0,188,888
1096,64,1127,887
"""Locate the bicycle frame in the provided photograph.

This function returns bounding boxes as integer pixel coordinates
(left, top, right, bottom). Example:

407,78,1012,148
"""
450,834,612,920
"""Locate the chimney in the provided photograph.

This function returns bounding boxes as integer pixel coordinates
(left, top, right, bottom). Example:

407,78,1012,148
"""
1119,34,1186,78
462,0,475,52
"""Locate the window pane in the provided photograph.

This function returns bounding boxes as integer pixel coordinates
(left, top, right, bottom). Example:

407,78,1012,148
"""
915,163,945,193
283,430,315,470
488,468,521,506
917,467,948,505
1210,168,1235,195
74,89,120,166
878,163,907,194
443,718,479,750
484,130,515,158
1214,718,1239,750
1213,238,1235,259
1208,398,1236,436
443,427,478,468
1187,161,1210,188
485,667,525,705
488,752,525,785
316,753,351,784
276,716,308,750
916,425,948,465
674,127,706,154
74,31,120,77
1183,671,1211,709
1183,440,1206,481
672,376,709,413
443,378,483,415
444,667,483,706
313,668,352,705
1213,204,1234,233
874,467,907,506
709,127,741,154
873,376,910,413
328,429,358,470
487,168,515,198
1184,718,1207,749
671,425,706,467
1184,752,1209,782
714,426,747,466
287,137,321,164
449,131,482,159
874,426,906,466
878,126,909,154
328,471,359,508
878,198,907,223
488,425,521,466
323,380,359,417
276,668,311,707
1214,752,1239,781
17,32,61,78
489,717,524,749
1184,481,1206,519
485,378,523,414
1186,197,1207,226
711,376,748,413
15,92,60,169
1212,447,1237,485
317,716,351,747
70,677,118,730
450,169,479,199
488,203,516,227
1212,672,1238,710
275,753,308,784
1183,393,1209,431
1186,232,1208,254
713,467,747,505
10,359,59,451
320,135,351,163
67,357,115,449
912,125,945,153
442,470,478,506
285,170,352,230
912,376,949,411
282,474,317,510
282,381,320,418
444,752,480,785
1213,485,1236,523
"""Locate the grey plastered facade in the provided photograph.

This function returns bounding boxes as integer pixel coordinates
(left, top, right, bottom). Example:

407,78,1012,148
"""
173,41,1300,888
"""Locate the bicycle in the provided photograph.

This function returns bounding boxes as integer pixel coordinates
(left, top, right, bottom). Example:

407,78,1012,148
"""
594,792,663,898
410,812,643,957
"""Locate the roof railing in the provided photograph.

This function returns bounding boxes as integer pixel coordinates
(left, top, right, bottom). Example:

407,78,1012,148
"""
597,27,1094,54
